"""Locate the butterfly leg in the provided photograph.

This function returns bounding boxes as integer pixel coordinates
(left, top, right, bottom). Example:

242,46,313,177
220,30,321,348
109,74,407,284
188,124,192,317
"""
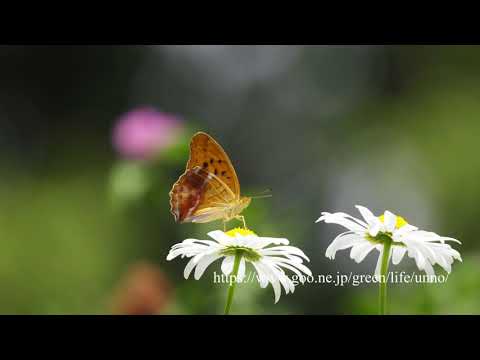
236,215,247,229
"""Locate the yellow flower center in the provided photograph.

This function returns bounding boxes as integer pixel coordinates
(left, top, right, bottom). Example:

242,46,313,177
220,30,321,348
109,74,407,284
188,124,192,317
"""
378,214,408,229
225,227,257,237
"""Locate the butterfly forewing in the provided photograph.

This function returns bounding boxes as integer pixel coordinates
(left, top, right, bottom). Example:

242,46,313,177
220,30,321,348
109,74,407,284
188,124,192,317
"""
186,132,240,198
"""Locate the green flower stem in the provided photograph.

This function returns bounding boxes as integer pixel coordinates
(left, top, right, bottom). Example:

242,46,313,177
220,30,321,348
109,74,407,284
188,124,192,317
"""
224,251,242,315
379,238,393,315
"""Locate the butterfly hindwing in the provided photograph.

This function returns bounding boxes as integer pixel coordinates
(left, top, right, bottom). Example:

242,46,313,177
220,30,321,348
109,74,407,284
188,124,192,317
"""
169,166,235,223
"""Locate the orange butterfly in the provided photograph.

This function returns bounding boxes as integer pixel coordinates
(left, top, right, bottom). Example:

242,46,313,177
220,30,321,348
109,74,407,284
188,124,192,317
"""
169,132,251,229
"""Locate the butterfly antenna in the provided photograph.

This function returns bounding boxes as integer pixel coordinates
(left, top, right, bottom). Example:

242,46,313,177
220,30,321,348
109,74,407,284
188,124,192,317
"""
250,194,273,199
248,188,273,199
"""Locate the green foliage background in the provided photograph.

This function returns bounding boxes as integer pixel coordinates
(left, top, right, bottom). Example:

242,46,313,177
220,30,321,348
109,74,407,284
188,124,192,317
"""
0,45,477,314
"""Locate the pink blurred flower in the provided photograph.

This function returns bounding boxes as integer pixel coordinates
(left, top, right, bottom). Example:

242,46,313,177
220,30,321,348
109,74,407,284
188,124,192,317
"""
113,107,184,160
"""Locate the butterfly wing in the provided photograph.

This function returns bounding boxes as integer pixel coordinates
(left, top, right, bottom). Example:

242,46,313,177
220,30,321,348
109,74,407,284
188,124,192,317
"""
169,132,244,223
169,166,235,223
186,132,241,198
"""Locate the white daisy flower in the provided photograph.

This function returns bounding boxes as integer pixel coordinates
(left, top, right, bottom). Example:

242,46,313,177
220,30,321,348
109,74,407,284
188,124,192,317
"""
166,228,312,303
316,205,462,277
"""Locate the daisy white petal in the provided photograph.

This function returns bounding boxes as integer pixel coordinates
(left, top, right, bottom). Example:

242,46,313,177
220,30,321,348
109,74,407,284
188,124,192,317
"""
264,261,292,296
392,224,418,239
325,232,364,259
251,261,269,288
391,247,407,265
355,205,378,227
194,254,222,280
256,262,281,303
190,247,220,265
383,211,397,233
317,212,367,232
440,237,462,244
374,247,384,277
251,237,290,249
335,211,369,227
350,242,377,264
221,256,234,275
423,258,435,277
207,230,233,245
260,245,310,261
268,257,313,277
184,257,197,279
237,257,246,282
268,260,308,283
368,220,381,237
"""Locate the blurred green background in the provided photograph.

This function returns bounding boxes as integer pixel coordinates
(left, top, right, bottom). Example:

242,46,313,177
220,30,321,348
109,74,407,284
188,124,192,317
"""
0,45,475,314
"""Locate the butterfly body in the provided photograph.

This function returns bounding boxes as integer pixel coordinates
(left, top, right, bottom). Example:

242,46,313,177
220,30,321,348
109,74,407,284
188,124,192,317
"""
169,132,251,227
